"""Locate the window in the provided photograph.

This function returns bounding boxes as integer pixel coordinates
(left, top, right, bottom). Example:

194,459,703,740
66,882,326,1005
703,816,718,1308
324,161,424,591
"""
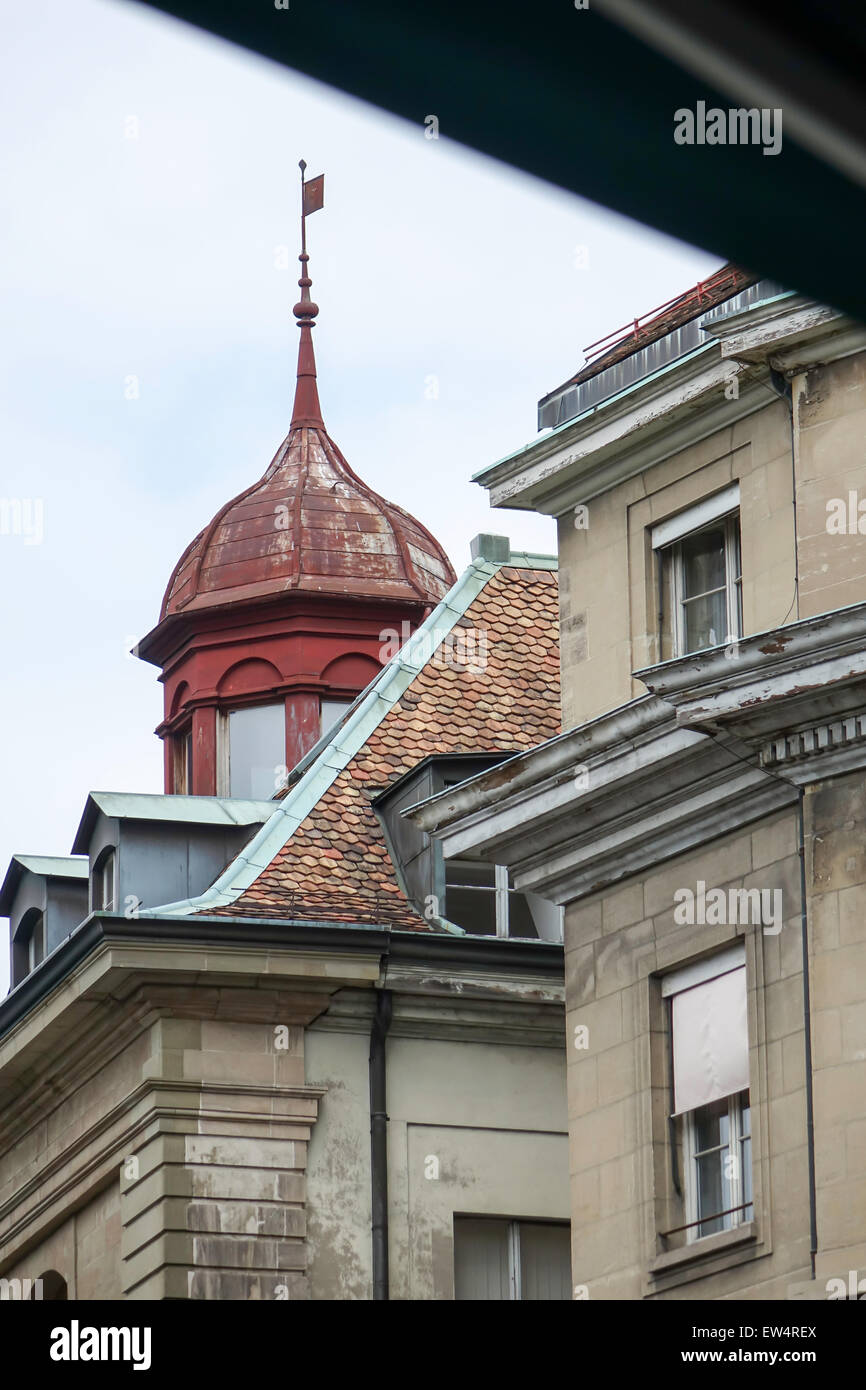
653,486,742,658
18,909,44,977
225,703,285,800
94,850,116,912
663,946,752,1243
174,728,193,794
443,861,563,940
33,1270,67,1301
685,1091,753,1241
320,698,353,740
453,1217,571,1300
27,913,44,971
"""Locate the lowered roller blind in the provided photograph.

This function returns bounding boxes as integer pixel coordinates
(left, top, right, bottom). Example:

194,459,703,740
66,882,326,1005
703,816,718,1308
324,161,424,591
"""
518,1222,572,1301
670,963,749,1116
453,1218,511,1300
651,483,740,550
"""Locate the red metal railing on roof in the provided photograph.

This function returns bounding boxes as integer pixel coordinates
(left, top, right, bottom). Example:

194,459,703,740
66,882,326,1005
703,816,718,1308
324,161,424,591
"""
582,266,747,364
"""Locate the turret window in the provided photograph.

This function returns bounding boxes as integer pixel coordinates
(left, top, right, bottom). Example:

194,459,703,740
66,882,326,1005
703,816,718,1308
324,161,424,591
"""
321,698,353,740
225,703,285,800
173,728,193,794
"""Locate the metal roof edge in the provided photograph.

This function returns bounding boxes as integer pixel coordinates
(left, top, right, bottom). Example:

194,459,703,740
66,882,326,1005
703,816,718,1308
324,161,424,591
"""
472,340,718,490
140,557,502,919
71,792,276,855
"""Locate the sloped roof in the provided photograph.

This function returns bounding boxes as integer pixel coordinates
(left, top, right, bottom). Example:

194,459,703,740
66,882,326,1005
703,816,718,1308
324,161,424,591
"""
0,856,88,918
140,553,559,928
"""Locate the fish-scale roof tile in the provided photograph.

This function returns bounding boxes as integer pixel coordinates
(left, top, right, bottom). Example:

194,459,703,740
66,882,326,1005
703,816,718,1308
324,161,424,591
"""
208,566,559,928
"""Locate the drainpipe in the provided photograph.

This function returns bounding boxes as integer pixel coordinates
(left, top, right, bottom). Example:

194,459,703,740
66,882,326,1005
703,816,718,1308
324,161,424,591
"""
369,987,393,1300
796,788,819,1278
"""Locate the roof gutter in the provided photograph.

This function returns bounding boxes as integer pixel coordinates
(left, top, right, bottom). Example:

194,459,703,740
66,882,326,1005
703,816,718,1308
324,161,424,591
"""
0,915,563,1044
0,913,391,1043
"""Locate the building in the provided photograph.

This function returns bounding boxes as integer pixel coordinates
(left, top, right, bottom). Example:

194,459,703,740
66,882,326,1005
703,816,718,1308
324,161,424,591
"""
0,194,569,1300
410,269,866,1299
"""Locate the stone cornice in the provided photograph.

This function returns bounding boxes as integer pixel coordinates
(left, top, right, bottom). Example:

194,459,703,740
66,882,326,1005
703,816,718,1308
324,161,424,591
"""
0,924,565,1145
310,982,565,1048
637,600,866,739
411,603,866,903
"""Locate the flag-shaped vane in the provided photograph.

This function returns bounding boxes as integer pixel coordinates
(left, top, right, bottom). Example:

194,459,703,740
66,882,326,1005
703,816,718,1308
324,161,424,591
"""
303,173,324,216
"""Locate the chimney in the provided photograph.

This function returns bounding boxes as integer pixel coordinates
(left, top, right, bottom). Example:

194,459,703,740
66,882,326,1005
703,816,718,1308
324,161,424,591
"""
470,534,510,564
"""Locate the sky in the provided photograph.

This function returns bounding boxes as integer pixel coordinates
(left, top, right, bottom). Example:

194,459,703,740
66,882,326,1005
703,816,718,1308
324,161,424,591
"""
0,0,722,993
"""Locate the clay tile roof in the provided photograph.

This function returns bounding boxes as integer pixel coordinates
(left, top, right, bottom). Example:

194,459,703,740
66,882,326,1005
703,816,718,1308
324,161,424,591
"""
211,564,560,928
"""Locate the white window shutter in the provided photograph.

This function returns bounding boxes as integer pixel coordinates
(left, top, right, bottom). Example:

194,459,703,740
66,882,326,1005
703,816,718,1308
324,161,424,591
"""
651,483,740,549
672,965,749,1115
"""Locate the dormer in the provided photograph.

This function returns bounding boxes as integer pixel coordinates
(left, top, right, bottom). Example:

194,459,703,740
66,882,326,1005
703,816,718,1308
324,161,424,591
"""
70,793,275,916
0,856,89,990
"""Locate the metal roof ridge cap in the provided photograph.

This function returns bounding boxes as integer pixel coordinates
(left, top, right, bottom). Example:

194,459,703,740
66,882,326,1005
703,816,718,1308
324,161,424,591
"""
140,559,498,918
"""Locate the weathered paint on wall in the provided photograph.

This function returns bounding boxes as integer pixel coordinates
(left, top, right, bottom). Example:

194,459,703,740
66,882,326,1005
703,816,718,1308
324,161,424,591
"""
304,1024,569,1300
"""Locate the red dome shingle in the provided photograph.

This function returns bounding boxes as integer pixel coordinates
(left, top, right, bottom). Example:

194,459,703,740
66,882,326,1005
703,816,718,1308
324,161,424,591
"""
161,421,456,618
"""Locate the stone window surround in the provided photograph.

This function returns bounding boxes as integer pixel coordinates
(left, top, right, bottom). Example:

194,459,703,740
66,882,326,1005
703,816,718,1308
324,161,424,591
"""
627,443,748,676
641,922,772,1296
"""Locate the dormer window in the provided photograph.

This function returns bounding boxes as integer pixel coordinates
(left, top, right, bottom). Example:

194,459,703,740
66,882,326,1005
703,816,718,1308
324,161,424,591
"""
94,849,116,912
653,485,742,658
444,860,552,939
374,755,564,942
19,908,45,976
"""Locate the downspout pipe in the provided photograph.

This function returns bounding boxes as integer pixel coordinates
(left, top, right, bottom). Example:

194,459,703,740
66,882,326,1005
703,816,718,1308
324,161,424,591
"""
369,987,393,1300
797,788,819,1278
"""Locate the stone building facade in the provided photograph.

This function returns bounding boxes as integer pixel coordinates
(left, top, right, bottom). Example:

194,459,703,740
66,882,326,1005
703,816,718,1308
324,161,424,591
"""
0,197,570,1299
411,272,866,1299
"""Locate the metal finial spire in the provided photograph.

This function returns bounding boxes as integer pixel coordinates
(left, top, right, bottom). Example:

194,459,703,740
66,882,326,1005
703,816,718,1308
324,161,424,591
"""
291,160,325,428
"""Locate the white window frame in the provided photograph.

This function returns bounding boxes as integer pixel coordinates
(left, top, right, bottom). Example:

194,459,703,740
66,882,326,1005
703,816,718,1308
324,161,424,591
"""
683,1090,752,1243
651,483,739,550
664,511,742,658
443,860,563,940
174,727,193,794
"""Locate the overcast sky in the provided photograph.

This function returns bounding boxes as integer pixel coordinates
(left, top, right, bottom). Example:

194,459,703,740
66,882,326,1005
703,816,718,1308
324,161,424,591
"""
0,0,721,992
